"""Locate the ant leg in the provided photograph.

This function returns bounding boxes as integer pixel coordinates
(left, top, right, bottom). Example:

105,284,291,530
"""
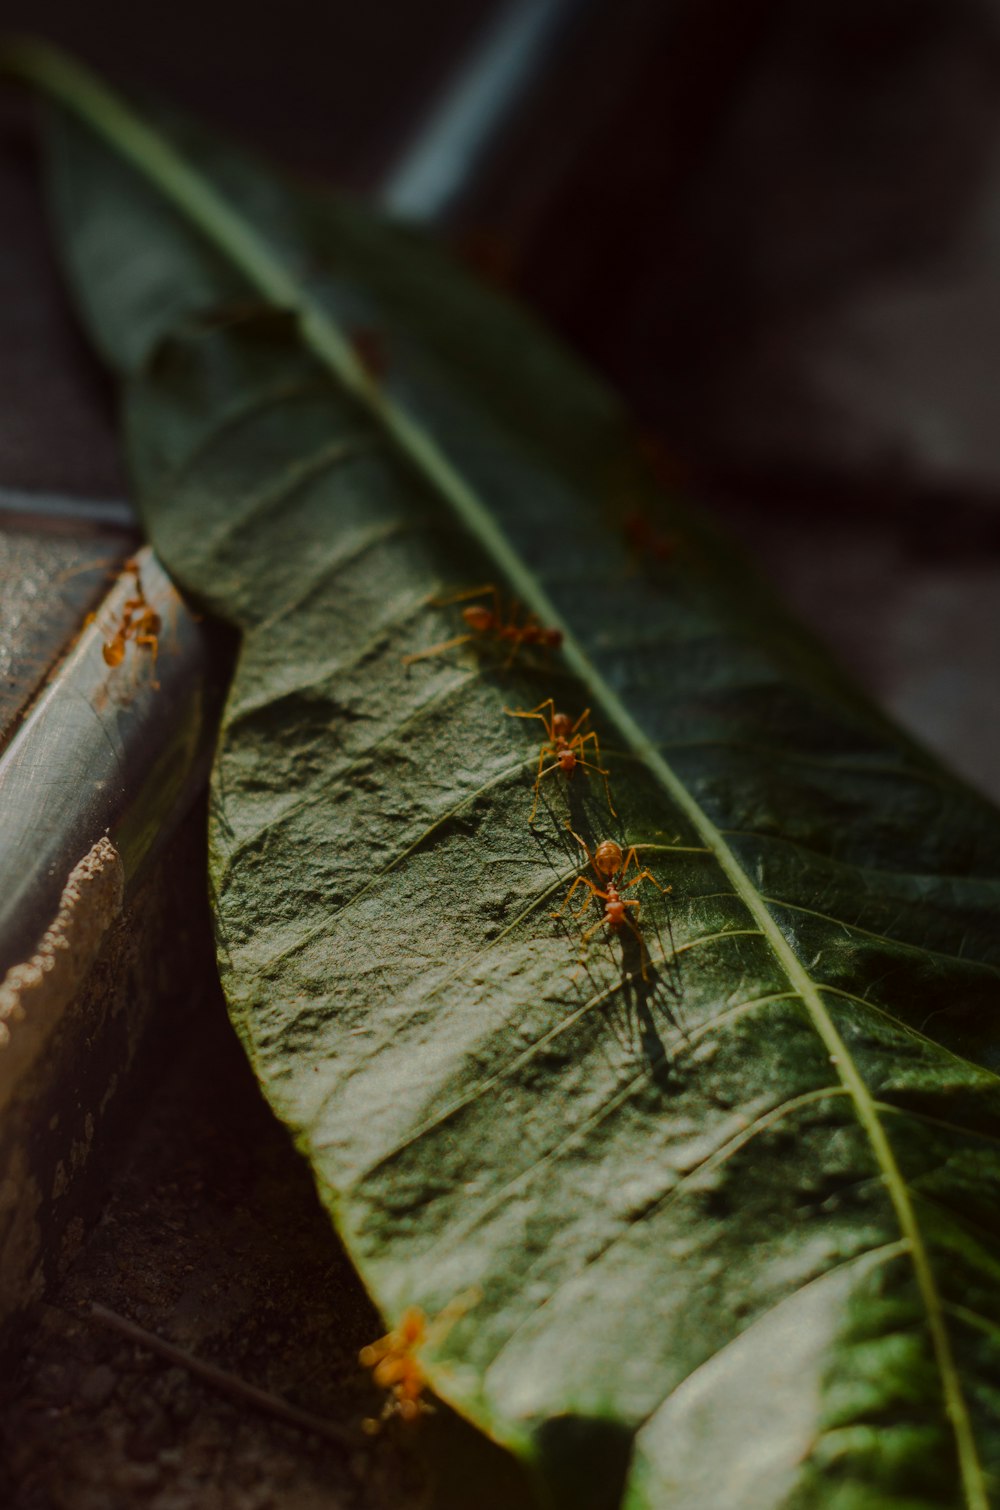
503,699,556,742
570,881,609,919
503,629,530,670
135,630,161,669
577,912,607,972
529,751,560,826
579,915,610,946
619,847,671,888
402,633,475,666
621,909,651,980
54,554,118,585
572,914,611,975
505,707,553,733
431,583,501,614
623,868,671,896
569,707,592,737
551,875,599,919
565,823,598,876
574,756,618,818
619,846,641,880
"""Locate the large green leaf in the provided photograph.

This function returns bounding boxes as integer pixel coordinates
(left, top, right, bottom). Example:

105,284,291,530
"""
11,40,1000,1510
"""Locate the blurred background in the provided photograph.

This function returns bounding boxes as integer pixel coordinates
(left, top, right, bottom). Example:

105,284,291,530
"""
2,0,999,794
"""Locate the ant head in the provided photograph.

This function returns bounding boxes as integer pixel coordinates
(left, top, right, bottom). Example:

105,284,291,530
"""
557,747,576,772
462,604,493,632
594,840,622,877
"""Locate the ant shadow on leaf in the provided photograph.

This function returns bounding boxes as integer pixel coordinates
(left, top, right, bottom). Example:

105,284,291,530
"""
538,788,687,1088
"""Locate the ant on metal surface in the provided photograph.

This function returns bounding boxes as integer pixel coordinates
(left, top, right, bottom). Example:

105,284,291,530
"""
100,557,161,683
504,698,615,825
359,1288,480,1432
553,826,669,980
403,584,562,668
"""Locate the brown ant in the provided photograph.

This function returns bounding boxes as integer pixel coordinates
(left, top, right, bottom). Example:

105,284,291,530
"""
553,826,669,980
101,557,161,684
403,584,562,668
505,698,615,825
359,1288,480,1433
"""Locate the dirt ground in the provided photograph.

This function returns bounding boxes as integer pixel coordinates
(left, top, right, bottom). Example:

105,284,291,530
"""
0,978,534,1510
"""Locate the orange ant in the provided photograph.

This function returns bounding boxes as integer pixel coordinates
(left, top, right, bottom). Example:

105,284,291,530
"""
101,557,161,683
403,585,562,668
359,1307,429,1430
553,826,669,980
504,698,616,825
358,1288,480,1432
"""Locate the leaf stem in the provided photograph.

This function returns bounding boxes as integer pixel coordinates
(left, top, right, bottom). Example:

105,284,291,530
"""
3,38,987,1507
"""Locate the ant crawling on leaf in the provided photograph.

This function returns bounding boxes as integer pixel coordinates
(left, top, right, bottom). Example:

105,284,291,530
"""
359,1307,428,1430
553,825,670,980
98,557,161,684
504,698,615,825
359,1288,480,1432
402,584,562,668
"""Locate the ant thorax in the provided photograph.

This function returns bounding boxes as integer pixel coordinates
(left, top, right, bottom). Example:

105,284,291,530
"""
604,889,627,926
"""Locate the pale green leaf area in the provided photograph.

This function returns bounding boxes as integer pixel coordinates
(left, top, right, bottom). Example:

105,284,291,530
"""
10,39,1000,1510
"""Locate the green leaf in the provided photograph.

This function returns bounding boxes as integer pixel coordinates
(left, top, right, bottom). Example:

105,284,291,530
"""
12,39,1000,1510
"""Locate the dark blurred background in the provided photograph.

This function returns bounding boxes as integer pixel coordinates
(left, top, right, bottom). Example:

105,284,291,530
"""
2,0,999,793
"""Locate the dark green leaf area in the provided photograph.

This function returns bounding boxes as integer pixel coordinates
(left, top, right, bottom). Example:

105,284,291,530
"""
41,88,1000,1508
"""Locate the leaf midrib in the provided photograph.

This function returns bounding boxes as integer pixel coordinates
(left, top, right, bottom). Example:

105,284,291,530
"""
7,38,985,1507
